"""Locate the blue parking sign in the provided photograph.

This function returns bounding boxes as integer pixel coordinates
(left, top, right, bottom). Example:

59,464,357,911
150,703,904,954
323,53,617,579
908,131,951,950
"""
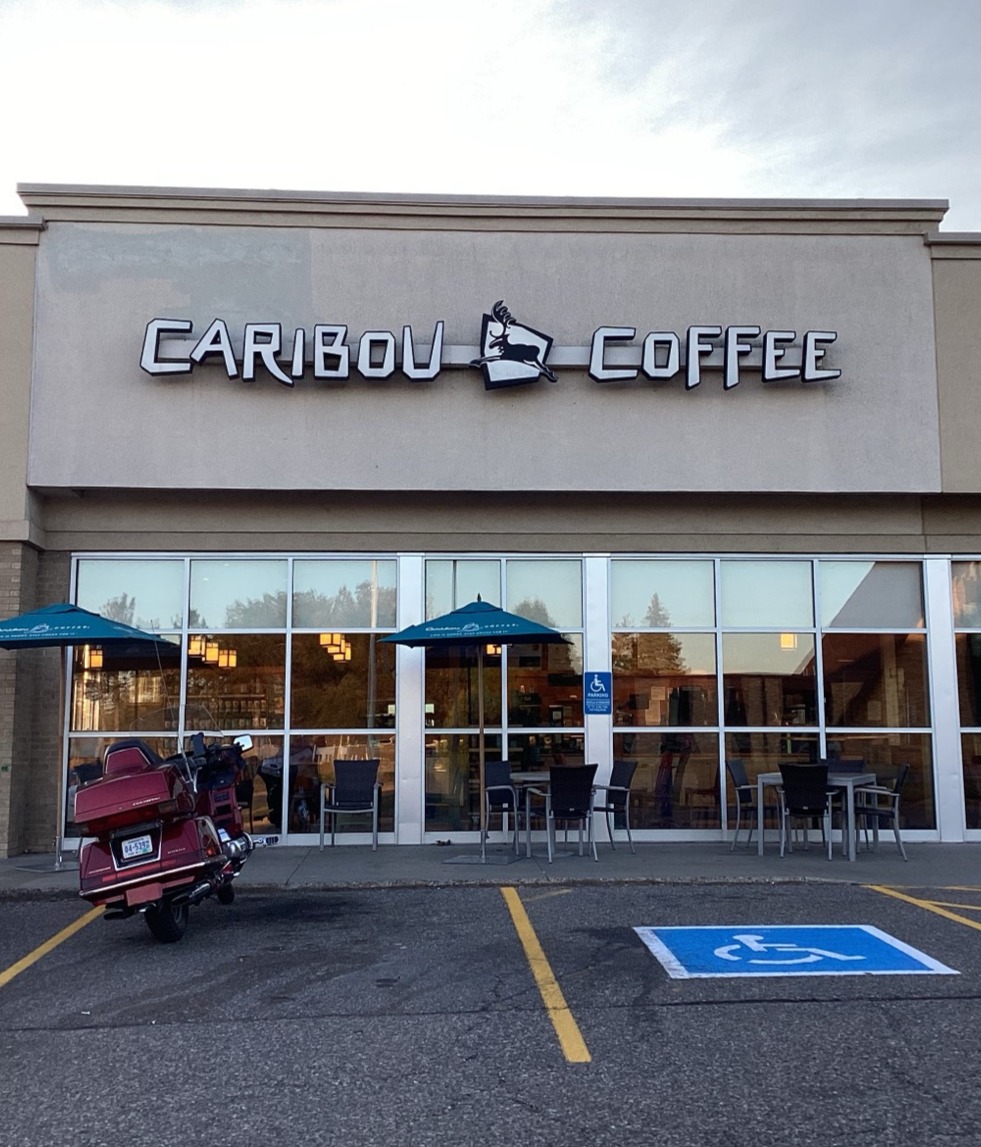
635,925,958,978
583,671,612,715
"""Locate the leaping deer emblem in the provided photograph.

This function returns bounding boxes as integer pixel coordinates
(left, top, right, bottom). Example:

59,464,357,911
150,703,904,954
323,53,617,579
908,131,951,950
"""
470,300,557,389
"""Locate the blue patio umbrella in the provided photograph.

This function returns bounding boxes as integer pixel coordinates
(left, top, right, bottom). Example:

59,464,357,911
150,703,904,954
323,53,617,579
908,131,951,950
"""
0,602,178,652
0,603,179,866
381,598,569,859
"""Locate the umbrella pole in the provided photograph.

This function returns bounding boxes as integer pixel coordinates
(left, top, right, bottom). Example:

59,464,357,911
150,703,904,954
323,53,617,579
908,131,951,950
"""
54,647,68,871
478,645,486,861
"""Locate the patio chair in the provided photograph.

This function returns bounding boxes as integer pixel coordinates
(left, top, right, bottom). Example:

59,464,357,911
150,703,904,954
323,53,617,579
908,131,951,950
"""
319,759,381,850
726,758,778,851
482,759,520,856
592,759,637,852
592,761,637,853
543,763,599,863
855,763,909,861
776,762,842,861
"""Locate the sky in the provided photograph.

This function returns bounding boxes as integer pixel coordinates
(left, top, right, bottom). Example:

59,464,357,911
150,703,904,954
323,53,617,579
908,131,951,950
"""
1,0,980,230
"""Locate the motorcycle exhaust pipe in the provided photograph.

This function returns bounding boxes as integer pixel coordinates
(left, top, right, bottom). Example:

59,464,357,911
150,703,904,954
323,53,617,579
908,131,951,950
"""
222,834,254,862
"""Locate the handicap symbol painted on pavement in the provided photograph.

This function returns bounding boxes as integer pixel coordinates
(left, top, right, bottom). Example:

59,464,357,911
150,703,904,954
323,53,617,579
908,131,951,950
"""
634,925,959,979
712,933,866,966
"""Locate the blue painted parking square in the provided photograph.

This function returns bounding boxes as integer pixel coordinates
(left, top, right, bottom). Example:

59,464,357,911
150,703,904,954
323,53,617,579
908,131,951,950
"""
634,925,958,978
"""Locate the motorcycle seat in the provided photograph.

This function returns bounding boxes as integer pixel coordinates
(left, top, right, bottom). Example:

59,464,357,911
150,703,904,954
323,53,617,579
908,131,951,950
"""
103,739,164,778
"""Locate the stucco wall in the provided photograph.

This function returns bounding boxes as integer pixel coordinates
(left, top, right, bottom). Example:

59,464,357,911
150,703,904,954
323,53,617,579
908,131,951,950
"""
932,236,981,493
0,224,40,541
27,214,941,496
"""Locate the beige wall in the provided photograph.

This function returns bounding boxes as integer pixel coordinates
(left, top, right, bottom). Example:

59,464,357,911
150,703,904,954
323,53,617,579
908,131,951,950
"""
22,193,944,498
32,487,981,556
0,222,41,544
931,235,981,493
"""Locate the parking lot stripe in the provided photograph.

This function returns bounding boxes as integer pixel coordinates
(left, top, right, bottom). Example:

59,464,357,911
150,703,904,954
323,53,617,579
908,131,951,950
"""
500,886,591,1064
868,884,981,934
0,906,103,990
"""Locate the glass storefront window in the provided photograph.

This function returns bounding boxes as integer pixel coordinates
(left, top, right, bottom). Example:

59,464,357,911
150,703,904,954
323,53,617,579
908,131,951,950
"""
190,560,288,628
506,559,583,629
507,732,585,771
76,559,185,630
722,732,820,827
425,733,502,831
426,559,501,616
827,733,934,828
955,634,981,726
70,639,182,732
186,634,286,728
961,733,981,829
611,560,715,628
822,633,929,727
293,559,397,627
721,561,813,628
612,632,717,726
613,731,719,829
285,734,395,835
426,647,502,728
722,633,818,726
953,562,981,628
290,633,396,729
820,561,924,628
507,636,583,728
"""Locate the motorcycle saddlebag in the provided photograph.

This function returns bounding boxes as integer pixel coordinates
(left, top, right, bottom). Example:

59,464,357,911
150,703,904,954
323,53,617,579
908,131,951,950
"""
74,764,193,836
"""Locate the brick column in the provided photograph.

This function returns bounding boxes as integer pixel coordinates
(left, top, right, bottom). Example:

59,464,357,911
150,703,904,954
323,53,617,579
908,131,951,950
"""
0,546,70,856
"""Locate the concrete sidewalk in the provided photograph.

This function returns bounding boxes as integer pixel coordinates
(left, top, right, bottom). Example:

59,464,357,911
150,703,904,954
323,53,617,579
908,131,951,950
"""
3,836,980,896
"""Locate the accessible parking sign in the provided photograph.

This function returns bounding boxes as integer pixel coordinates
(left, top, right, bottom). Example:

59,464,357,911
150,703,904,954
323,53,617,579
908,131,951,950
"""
635,925,958,979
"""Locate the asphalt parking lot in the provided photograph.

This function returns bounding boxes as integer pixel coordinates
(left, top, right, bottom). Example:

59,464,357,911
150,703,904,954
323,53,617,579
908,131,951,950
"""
2,880,981,1147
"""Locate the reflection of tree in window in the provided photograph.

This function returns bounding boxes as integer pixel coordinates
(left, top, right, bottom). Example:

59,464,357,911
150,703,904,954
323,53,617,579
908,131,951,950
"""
613,595,688,674
512,597,554,627
290,635,395,730
293,582,398,628
100,593,136,625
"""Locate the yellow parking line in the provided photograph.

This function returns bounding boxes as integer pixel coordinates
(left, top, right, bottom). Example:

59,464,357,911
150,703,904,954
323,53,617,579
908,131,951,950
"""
501,886,591,1064
867,884,981,933
0,905,103,989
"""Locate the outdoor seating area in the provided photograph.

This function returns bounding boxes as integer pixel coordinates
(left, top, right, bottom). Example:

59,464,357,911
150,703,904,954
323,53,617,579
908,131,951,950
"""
751,759,909,863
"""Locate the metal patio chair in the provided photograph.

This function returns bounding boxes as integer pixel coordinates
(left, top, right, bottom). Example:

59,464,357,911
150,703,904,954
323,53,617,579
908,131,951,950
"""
592,759,637,852
319,758,381,850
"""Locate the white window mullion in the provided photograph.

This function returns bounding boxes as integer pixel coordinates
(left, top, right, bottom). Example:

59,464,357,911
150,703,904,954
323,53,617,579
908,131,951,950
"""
395,553,425,843
925,557,963,841
584,555,612,787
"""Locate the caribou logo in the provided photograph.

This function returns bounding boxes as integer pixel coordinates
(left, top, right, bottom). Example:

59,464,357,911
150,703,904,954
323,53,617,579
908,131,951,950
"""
470,300,557,390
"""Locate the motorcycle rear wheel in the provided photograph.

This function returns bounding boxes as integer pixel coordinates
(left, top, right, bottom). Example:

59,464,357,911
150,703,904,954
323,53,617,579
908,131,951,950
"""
216,880,235,905
144,899,189,943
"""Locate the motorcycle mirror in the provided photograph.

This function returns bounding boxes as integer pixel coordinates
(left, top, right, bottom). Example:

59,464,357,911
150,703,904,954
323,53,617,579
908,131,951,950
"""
233,734,254,752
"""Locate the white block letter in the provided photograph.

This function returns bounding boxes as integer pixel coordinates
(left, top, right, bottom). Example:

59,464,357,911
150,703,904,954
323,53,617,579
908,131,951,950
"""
141,318,192,375
589,327,637,382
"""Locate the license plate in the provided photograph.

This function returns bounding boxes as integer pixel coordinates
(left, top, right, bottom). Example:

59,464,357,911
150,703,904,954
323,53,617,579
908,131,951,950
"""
121,833,153,860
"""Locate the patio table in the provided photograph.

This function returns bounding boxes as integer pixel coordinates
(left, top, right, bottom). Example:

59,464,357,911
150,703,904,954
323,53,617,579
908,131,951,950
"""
756,770,876,861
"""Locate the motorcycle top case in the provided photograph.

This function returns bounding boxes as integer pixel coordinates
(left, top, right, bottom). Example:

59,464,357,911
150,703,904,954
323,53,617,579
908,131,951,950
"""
74,763,194,835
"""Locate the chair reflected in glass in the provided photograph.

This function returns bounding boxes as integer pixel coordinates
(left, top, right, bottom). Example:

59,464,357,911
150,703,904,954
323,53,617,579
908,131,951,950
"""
235,762,255,833
855,763,909,861
592,759,637,852
319,758,381,851
776,762,842,861
533,763,598,863
481,759,520,856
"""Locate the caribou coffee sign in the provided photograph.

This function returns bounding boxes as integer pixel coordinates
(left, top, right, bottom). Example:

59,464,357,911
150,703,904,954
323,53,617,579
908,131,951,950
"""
141,300,840,391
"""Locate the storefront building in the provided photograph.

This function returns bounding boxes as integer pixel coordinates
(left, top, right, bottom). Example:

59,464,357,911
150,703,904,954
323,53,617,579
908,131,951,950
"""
1,185,980,855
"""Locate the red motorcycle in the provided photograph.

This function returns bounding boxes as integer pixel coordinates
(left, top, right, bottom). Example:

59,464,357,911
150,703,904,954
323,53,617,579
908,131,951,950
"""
74,732,264,943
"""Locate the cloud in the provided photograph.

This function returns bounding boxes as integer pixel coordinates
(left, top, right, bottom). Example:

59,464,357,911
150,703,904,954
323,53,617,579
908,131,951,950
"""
1,0,979,228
